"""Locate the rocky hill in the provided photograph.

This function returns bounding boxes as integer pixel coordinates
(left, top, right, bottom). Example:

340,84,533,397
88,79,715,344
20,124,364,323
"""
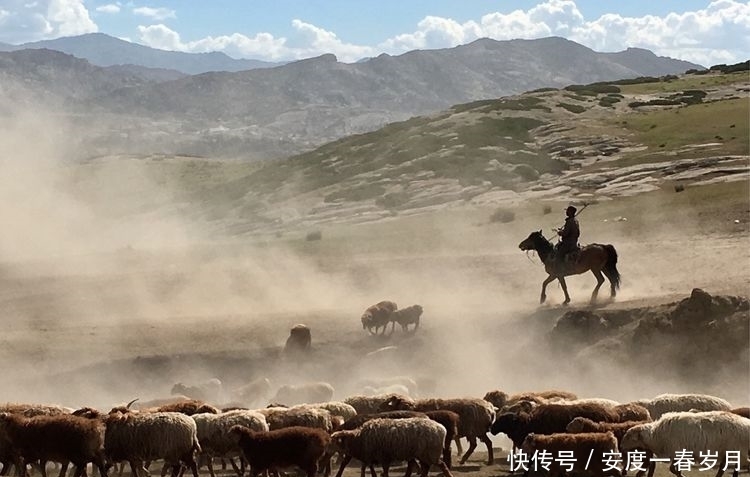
0,37,702,160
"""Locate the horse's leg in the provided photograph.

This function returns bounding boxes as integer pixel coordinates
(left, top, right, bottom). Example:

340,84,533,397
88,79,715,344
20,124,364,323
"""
540,275,555,304
590,269,605,303
559,276,571,305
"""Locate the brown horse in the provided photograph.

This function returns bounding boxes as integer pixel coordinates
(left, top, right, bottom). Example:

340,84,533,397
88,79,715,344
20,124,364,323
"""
519,230,620,305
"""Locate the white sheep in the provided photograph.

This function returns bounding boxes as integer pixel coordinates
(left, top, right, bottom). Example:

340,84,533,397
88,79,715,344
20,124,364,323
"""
331,417,452,477
229,378,272,407
362,384,411,397
291,401,357,421
621,411,750,477
104,411,201,477
260,406,333,433
632,393,732,420
171,378,223,403
271,382,334,406
192,410,268,477
357,376,419,396
343,393,409,415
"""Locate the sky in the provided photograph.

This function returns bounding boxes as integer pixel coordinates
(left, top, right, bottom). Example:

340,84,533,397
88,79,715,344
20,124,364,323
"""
0,0,748,66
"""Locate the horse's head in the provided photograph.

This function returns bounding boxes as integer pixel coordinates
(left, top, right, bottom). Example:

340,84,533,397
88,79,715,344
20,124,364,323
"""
519,230,547,251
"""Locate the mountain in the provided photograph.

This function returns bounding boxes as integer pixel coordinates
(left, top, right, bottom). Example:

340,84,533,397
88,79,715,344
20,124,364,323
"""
604,47,699,77
12,33,278,74
1,36,704,160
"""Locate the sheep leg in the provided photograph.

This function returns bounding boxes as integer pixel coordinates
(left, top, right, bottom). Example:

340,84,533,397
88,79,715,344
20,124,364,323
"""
381,463,390,477
205,458,216,477
559,276,571,305
228,458,243,477
442,445,452,469
418,462,429,477
667,462,684,477
404,460,414,477
437,461,453,477
182,456,199,477
540,275,555,303
590,269,605,303
453,436,463,455
368,464,377,477
459,436,478,464
57,463,68,477
480,433,494,465
333,455,351,477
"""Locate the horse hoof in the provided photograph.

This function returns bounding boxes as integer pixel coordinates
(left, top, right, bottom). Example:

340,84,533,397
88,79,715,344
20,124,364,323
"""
562,301,570,306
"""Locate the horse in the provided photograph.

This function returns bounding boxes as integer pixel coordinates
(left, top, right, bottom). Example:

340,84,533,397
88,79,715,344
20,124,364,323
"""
519,230,621,305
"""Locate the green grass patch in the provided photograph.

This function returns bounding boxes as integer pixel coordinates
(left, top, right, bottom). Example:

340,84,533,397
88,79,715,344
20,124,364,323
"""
619,71,747,94
622,97,749,155
558,102,586,114
450,96,551,114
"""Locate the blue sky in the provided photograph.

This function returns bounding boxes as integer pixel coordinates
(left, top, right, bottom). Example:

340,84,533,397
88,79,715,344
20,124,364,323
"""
0,1,748,66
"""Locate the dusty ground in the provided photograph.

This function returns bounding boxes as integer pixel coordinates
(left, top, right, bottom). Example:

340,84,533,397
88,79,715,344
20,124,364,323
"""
0,173,747,477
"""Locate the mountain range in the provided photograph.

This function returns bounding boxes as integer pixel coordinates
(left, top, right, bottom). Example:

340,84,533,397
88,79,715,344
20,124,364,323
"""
0,34,702,160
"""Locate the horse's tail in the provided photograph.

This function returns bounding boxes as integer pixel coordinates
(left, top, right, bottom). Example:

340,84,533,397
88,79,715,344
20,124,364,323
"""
603,244,621,290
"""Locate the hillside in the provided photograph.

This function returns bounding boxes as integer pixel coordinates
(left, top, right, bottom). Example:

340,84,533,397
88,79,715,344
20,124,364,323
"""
0,37,702,160
174,69,747,231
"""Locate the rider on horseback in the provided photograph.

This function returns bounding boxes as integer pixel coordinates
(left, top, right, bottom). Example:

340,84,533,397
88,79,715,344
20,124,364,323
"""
555,205,580,266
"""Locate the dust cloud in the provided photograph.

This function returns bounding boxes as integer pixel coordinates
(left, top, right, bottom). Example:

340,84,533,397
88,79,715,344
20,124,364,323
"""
0,104,746,415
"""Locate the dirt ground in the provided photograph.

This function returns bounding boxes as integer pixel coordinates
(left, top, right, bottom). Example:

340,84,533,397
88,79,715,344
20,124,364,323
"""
0,173,747,477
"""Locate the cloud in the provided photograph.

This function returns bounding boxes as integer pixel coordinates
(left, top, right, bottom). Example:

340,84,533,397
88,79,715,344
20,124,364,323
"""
133,6,175,21
95,4,121,14
0,0,97,44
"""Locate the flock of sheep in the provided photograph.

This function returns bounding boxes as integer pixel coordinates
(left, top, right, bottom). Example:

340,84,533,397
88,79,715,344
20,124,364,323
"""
0,379,747,477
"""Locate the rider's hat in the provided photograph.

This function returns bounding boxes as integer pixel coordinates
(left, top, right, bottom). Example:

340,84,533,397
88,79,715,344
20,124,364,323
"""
565,205,577,214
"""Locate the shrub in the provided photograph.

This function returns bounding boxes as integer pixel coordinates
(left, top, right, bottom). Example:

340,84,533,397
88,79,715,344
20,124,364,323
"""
490,208,516,224
558,102,586,114
305,230,322,241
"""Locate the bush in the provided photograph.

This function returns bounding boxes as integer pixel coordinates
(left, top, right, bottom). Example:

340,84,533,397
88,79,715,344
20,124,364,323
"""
490,208,516,224
558,102,586,114
305,230,322,241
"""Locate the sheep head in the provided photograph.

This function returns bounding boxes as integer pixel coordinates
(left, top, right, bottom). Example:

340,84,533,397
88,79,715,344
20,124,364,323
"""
330,429,359,454
483,390,509,409
620,424,649,452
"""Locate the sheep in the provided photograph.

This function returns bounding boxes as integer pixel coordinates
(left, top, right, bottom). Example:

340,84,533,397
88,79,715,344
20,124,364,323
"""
730,407,749,418
344,394,408,415
0,412,107,477
631,393,732,420
230,425,330,477
620,411,750,477
271,382,334,406
483,390,580,414
357,376,419,396
612,404,652,422
361,301,397,335
154,400,220,415
331,417,452,477
291,402,357,421
0,404,70,417
491,402,620,449
521,431,621,477
566,398,622,408
338,410,428,431
566,417,651,445
389,305,423,332
379,395,496,465
261,406,333,433
104,411,200,477
171,378,223,403
424,410,460,470
362,384,410,398
284,324,312,355
130,396,192,411
229,378,272,408
192,410,268,477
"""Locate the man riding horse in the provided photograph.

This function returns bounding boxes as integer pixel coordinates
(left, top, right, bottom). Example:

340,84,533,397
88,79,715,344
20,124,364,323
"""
554,205,581,269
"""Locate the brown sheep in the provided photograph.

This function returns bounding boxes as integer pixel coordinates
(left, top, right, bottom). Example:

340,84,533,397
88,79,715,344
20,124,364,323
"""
284,324,312,355
389,305,423,332
230,425,330,477
612,404,651,422
361,301,397,335
153,400,220,415
424,410,460,469
0,413,108,477
482,390,577,411
730,406,750,418
379,395,495,465
521,432,621,477
566,417,655,477
491,402,620,449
